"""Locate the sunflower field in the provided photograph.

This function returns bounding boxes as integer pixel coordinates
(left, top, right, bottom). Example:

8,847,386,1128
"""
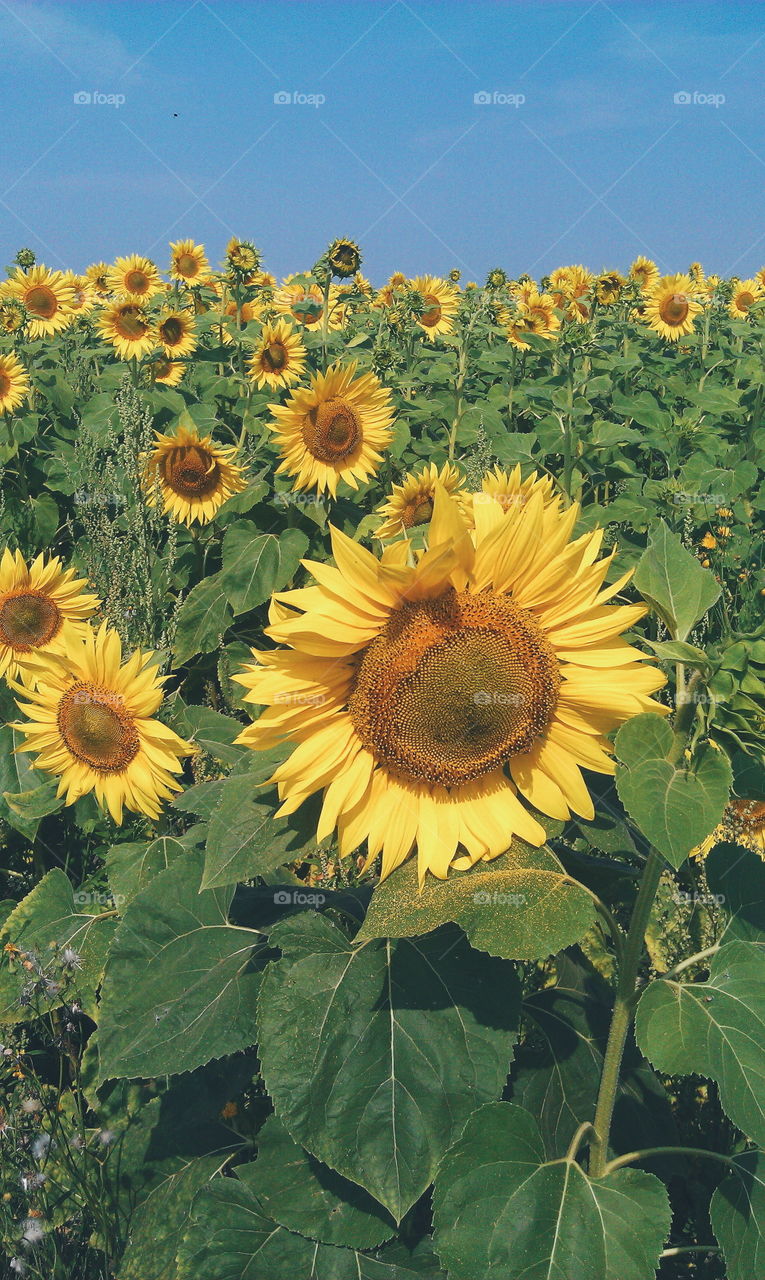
0,238,764,1280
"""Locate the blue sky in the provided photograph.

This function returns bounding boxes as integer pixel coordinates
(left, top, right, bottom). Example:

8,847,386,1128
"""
1,0,764,283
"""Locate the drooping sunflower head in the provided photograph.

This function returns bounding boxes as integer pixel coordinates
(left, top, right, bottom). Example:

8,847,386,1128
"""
169,239,212,285
5,266,75,338
267,361,394,496
97,301,157,361
729,278,763,320
13,623,192,823
644,273,703,341
247,319,307,390
156,308,197,357
0,353,30,416
225,237,261,277
409,275,460,338
106,254,163,303
374,462,470,540
148,357,186,387
629,256,659,290
0,549,100,683
85,262,112,297
327,238,362,279
143,423,248,526
235,487,667,884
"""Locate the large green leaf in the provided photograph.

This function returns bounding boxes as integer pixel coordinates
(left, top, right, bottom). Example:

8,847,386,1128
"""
706,842,765,942
615,713,731,867
432,1103,671,1280
710,1149,765,1280
0,869,117,1023
257,914,520,1221
170,703,249,766
635,939,765,1145
220,523,308,614
633,519,720,640
357,840,594,961
202,774,317,890
118,1155,223,1280
180,1173,445,1279
107,836,187,908
97,850,263,1081
173,575,233,665
0,723,54,838
244,1115,395,1247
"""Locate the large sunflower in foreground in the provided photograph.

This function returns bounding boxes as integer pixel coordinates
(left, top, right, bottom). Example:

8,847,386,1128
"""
267,361,394,496
247,319,306,390
375,462,470,540
235,488,666,883
143,423,247,525
0,549,100,683
5,266,74,339
0,352,30,415
644,274,702,341
13,624,192,823
97,301,156,361
410,275,459,338
106,254,163,303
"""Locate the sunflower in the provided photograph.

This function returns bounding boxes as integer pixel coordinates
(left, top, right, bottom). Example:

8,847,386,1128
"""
143,423,247,525
328,238,361,278
148,357,186,387
0,353,30,416
235,488,666,884
410,275,459,338
85,262,112,297
13,624,192,823
226,238,260,275
97,301,156,361
275,276,328,330
247,319,306,390
169,239,212,286
728,278,763,320
375,462,470,540
106,254,163,303
475,465,557,517
549,266,592,322
5,266,74,339
629,256,659,290
644,274,703,341
595,271,625,305
506,292,560,348
267,361,394,496
0,549,99,684
61,272,95,315
0,298,27,335
692,798,765,861
156,308,197,358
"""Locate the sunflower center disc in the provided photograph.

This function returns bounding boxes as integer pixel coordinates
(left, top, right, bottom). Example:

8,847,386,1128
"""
403,496,434,527
161,318,184,345
349,589,560,786
25,287,57,319
663,294,689,323
125,271,149,295
421,295,442,326
58,685,140,773
303,398,361,462
117,307,147,339
262,342,287,372
0,373,9,397
177,254,198,276
738,292,754,309
0,592,61,650
164,445,220,497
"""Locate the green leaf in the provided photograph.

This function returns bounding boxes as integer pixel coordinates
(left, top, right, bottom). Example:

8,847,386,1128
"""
645,639,712,671
3,780,63,820
97,850,263,1081
203,775,316,890
173,575,233,665
118,1155,223,1280
0,869,117,1023
633,520,720,640
220,524,308,615
706,843,765,943
710,1149,765,1280
257,914,520,1221
432,1103,671,1280
106,836,187,908
635,939,765,1146
357,839,594,961
170,704,248,766
244,1115,395,1247
0,724,51,838
615,713,731,868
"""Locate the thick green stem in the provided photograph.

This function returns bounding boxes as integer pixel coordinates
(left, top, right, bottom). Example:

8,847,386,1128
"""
588,844,665,1177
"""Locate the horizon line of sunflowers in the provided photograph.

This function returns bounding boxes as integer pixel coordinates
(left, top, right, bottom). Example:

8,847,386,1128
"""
0,234,762,886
